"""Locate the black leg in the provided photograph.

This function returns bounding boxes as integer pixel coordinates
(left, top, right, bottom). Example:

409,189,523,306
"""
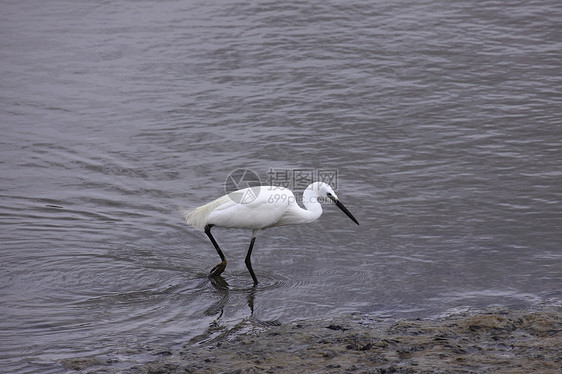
205,224,227,277
245,237,258,284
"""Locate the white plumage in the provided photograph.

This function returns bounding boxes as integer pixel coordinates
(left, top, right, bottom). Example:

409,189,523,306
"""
183,182,359,284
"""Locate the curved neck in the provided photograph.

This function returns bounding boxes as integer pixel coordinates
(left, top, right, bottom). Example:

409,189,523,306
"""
301,186,323,222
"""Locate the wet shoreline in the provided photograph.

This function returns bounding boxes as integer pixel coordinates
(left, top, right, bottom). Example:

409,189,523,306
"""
62,306,561,373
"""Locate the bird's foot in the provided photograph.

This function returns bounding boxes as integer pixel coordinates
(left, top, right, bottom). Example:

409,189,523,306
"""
209,260,227,277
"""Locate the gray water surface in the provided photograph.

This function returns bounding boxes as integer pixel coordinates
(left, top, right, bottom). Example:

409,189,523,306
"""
1,1,561,372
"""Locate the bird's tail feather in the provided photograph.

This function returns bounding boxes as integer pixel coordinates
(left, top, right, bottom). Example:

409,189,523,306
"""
181,196,228,230
181,206,208,230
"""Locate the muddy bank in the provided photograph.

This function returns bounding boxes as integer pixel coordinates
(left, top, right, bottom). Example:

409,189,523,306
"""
63,307,560,373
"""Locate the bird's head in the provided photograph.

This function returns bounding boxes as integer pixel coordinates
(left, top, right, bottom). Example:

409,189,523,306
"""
308,182,359,225
311,181,337,199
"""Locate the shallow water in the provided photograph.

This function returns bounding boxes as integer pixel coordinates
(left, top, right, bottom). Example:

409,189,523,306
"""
1,0,561,372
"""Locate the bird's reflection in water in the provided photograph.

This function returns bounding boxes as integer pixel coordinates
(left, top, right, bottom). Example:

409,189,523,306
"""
206,275,256,317
195,276,282,345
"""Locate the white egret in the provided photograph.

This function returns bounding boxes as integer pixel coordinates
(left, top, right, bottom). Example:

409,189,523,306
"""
182,182,359,284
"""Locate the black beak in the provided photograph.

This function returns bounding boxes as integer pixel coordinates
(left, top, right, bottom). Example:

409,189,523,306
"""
327,194,359,225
